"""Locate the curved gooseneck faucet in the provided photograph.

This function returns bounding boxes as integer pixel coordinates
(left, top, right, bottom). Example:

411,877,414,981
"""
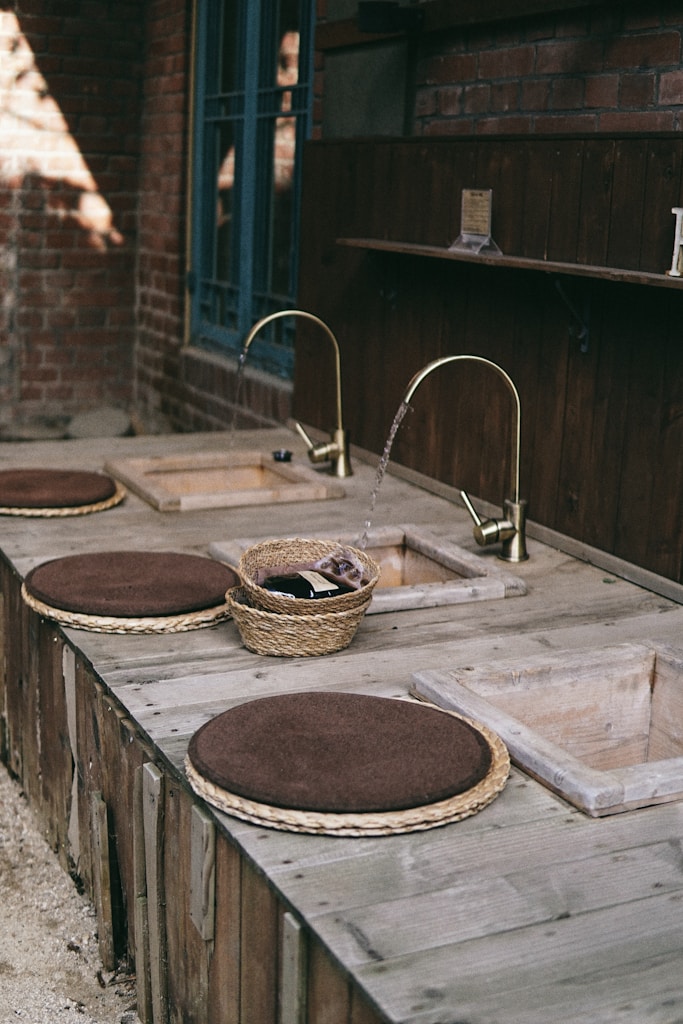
242,309,352,477
403,355,528,561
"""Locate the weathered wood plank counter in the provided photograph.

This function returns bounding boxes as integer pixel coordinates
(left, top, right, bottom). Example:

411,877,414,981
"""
2,429,683,1024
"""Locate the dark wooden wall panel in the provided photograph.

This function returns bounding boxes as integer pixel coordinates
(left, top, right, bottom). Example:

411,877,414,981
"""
576,140,615,266
654,306,683,581
295,136,683,583
573,288,628,552
642,139,683,270
607,139,649,270
546,139,585,263
519,140,554,259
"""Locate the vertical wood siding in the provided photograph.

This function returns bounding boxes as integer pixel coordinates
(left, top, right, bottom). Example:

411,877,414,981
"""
294,135,683,583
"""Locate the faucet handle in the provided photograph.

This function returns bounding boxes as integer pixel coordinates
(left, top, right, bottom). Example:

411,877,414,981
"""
294,420,335,463
460,490,516,547
293,421,352,477
293,420,317,452
460,489,483,528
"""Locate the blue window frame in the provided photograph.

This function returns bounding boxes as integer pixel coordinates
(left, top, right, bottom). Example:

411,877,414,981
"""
189,0,314,378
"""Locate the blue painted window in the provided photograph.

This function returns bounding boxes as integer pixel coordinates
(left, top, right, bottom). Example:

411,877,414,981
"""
189,0,314,378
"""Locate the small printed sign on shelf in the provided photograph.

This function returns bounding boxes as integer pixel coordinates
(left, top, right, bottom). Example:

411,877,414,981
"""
449,188,502,256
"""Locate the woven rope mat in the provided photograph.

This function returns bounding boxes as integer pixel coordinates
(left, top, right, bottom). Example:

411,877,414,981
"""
0,469,126,516
21,550,237,633
0,480,126,517
186,700,509,836
22,584,232,633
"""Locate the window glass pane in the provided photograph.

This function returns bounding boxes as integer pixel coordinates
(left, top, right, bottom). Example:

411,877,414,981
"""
220,0,240,93
215,0,240,287
270,25,298,298
276,12,300,91
192,0,313,378
216,121,235,284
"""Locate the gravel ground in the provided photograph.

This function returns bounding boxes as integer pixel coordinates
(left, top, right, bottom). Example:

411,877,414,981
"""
0,765,138,1023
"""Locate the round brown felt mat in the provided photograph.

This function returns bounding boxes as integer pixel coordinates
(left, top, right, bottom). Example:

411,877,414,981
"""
24,551,239,618
187,691,493,814
0,469,118,509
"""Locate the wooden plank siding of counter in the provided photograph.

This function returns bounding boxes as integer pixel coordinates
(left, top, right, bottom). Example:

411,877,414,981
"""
1,430,683,1024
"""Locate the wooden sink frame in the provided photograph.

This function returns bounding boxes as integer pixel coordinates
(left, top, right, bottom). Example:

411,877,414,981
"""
105,450,344,511
413,642,683,816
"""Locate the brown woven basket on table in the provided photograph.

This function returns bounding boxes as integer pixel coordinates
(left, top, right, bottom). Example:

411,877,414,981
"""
237,537,380,615
226,586,372,656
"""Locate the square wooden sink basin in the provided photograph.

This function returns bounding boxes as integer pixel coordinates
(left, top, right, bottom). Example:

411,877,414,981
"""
105,451,345,511
209,524,526,614
412,642,683,816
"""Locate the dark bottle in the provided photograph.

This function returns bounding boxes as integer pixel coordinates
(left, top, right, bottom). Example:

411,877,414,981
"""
260,569,355,600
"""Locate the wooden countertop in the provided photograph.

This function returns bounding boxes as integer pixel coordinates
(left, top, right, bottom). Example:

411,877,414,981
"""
2,428,683,1023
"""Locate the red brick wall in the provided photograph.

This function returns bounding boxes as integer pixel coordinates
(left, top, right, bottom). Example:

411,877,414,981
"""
414,5,683,136
0,2,142,437
134,0,189,431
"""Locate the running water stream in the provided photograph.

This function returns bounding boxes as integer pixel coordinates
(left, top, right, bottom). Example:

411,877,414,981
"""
227,347,248,449
357,399,411,550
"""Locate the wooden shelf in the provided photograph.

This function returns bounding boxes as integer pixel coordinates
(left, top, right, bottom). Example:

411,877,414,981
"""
316,0,632,51
420,0,631,34
337,237,683,291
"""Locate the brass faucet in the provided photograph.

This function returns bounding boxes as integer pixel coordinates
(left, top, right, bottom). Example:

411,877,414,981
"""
402,355,528,561
242,309,352,477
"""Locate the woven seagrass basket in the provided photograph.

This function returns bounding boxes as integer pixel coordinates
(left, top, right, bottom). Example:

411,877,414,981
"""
226,586,372,656
237,537,380,615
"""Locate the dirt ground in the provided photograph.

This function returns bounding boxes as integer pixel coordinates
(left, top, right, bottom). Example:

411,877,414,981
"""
0,765,138,1023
